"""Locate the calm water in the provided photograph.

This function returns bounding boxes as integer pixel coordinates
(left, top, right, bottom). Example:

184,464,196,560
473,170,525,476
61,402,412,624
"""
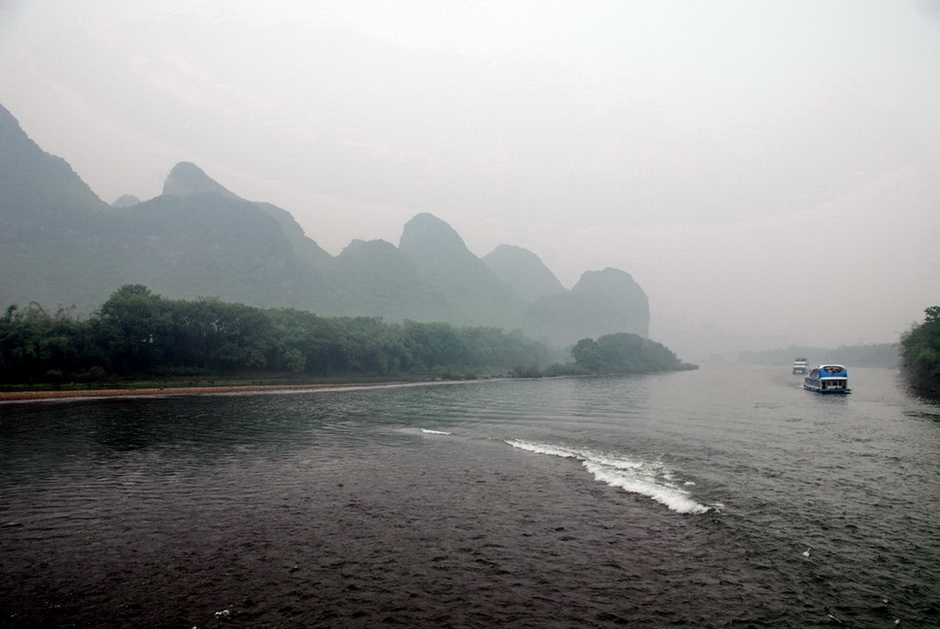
1,366,938,628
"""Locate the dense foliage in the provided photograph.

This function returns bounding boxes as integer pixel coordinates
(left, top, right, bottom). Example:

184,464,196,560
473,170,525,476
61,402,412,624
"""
900,306,940,398
0,285,551,385
571,332,695,374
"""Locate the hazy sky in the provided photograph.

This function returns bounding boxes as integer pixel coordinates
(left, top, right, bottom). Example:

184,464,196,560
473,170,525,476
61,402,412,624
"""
2,0,938,358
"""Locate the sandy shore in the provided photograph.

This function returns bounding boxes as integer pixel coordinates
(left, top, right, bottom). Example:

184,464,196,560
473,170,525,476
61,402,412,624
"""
0,381,408,402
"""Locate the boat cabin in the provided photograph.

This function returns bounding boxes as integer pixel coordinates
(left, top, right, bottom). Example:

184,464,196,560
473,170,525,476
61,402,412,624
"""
803,364,850,394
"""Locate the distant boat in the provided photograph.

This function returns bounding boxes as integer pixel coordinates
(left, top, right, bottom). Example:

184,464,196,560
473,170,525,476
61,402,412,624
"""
803,364,851,394
792,358,808,375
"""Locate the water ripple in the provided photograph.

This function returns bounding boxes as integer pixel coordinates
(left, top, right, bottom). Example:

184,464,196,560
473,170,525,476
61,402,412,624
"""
1,367,938,627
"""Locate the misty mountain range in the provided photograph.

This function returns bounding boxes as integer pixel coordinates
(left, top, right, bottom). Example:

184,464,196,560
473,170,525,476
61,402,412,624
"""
0,103,649,346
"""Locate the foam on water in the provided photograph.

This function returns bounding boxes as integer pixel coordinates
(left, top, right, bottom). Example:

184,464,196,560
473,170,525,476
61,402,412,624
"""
505,438,710,514
420,428,452,435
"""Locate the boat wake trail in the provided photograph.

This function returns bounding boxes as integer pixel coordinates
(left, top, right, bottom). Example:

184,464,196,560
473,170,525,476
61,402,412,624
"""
505,438,711,515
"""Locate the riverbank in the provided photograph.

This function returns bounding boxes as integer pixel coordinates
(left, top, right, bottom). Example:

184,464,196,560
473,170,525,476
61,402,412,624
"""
0,381,419,402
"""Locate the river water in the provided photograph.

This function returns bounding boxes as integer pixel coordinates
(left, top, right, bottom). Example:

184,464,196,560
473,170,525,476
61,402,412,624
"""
1,366,938,628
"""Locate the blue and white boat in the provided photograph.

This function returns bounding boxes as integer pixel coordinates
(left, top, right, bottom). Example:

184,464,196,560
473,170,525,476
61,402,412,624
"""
803,364,851,394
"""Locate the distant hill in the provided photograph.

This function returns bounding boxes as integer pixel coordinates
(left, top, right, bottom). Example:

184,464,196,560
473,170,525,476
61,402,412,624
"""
0,103,118,309
0,103,651,348
111,194,140,208
331,238,448,321
483,244,566,302
738,344,900,368
398,213,524,328
523,268,650,346
0,103,106,220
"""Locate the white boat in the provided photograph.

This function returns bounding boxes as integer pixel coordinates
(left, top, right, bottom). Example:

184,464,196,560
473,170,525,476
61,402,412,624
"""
792,358,808,375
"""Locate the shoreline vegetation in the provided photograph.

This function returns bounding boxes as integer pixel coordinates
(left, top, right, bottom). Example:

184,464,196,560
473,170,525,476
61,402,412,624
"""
899,306,940,399
1,286,696,398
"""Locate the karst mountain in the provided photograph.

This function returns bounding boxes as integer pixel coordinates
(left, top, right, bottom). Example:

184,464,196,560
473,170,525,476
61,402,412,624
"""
0,103,649,346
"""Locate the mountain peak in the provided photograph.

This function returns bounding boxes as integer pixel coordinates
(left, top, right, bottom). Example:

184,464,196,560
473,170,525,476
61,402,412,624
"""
0,103,105,215
573,267,650,335
111,194,140,208
0,103,23,139
162,162,240,199
483,244,566,301
399,212,470,254
572,267,637,293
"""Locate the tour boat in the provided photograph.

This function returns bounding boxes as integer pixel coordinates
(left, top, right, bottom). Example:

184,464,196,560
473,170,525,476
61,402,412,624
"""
792,358,808,375
803,364,851,394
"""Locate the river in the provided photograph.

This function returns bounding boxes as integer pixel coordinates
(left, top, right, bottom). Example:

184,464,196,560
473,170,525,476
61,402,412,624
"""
1,366,938,628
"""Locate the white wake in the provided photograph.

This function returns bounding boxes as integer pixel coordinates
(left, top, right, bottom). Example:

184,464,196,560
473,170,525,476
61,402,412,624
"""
505,438,710,515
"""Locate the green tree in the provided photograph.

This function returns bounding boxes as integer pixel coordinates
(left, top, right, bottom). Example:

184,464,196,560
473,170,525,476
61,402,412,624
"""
900,306,940,398
0,302,102,383
2,285,559,384
95,284,169,374
572,332,689,374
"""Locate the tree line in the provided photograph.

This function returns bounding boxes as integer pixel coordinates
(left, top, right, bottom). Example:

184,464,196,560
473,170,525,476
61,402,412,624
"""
900,306,940,398
0,285,693,387
0,285,553,384
571,333,695,374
